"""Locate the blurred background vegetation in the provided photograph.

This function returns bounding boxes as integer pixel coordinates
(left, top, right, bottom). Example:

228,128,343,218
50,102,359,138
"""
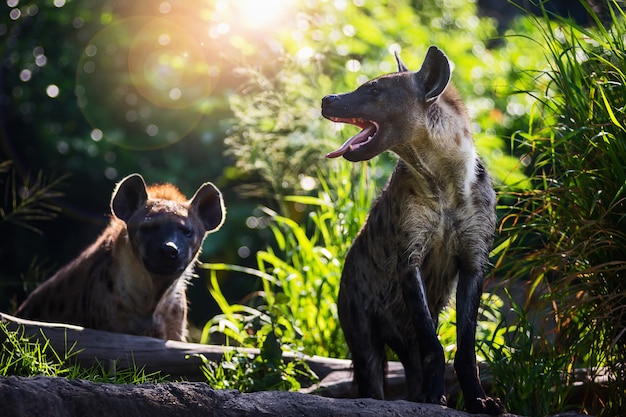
1,0,625,415
0,0,534,329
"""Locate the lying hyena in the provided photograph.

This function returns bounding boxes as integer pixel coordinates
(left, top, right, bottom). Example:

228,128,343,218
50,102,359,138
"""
15,173,225,341
321,46,505,414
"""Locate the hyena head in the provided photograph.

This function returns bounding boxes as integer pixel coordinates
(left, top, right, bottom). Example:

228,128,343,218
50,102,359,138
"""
111,174,225,279
322,46,459,162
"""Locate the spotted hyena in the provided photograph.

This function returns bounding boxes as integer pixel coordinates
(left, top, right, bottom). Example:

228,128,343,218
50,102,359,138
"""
15,173,225,341
321,47,505,414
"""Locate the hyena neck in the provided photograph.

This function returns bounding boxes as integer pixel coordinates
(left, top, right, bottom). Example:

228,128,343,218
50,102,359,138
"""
392,89,478,203
392,140,478,205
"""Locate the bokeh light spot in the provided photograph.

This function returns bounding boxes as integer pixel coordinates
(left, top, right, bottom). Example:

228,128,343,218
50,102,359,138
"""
346,59,361,72
85,44,97,57
35,54,47,67
158,33,170,46
159,2,171,14
90,128,103,141
46,84,59,98
19,69,31,82
146,124,158,136
169,88,182,100
9,8,21,20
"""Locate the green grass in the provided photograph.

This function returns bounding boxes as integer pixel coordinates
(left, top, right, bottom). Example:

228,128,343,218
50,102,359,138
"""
480,291,579,416
202,161,375,359
491,1,626,415
0,322,166,384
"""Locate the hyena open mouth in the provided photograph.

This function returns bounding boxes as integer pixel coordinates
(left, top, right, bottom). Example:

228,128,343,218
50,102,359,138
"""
325,117,379,158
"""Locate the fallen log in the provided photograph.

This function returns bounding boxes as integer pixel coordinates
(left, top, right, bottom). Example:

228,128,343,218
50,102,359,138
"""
0,312,349,383
0,312,461,400
0,312,417,393
0,312,600,415
0,375,508,417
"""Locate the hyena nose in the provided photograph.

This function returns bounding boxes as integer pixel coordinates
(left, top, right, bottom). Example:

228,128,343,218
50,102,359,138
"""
163,241,180,259
322,94,339,106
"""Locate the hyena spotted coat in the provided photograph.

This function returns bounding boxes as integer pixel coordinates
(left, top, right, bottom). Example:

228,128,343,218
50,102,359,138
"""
321,47,505,414
15,174,225,341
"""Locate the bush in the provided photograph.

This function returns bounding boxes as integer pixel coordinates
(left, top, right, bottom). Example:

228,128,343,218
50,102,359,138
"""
493,2,626,414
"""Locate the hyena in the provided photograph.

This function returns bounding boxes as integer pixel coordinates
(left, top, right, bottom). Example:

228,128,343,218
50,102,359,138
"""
321,46,505,414
15,173,225,341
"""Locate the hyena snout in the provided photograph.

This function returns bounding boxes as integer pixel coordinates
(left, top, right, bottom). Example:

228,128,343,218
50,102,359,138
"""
139,224,199,276
321,94,340,106
162,241,181,259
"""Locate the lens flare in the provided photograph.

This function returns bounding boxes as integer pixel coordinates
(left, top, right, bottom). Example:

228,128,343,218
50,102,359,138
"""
76,16,220,150
128,17,214,110
232,0,294,30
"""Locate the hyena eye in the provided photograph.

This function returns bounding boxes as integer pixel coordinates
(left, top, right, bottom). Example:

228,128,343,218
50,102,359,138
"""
139,224,157,235
369,82,380,95
182,227,193,238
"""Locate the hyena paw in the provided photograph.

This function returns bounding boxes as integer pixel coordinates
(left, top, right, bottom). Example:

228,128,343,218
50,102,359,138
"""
466,396,506,415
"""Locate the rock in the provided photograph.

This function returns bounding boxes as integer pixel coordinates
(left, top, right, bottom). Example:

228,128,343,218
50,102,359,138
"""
1,376,513,417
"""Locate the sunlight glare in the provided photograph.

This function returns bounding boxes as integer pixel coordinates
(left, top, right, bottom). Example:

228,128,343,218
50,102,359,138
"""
233,0,292,30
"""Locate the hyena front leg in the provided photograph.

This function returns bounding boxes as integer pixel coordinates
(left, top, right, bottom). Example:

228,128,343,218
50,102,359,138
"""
401,268,446,405
338,292,386,399
455,268,505,414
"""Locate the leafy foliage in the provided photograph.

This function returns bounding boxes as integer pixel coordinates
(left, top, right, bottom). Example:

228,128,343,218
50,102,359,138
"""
202,161,375,359
492,1,626,414
199,331,316,392
481,292,578,416
225,62,340,205
0,161,67,234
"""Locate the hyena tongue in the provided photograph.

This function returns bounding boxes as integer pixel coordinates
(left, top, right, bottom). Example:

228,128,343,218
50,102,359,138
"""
326,124,377,159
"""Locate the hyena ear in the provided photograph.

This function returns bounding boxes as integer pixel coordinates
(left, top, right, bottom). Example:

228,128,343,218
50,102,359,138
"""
394,51,409,73
189,182,225,233
415,46,451,102
111,174,148,223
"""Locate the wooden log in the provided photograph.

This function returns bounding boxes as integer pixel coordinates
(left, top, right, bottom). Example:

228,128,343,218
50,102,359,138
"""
0,312,481,402
0,312,350,383
0,312,602,414
0,375,519,417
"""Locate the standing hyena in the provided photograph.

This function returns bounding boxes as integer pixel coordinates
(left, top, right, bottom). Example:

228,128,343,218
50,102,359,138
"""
15,173,225,341
321,46,505,414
